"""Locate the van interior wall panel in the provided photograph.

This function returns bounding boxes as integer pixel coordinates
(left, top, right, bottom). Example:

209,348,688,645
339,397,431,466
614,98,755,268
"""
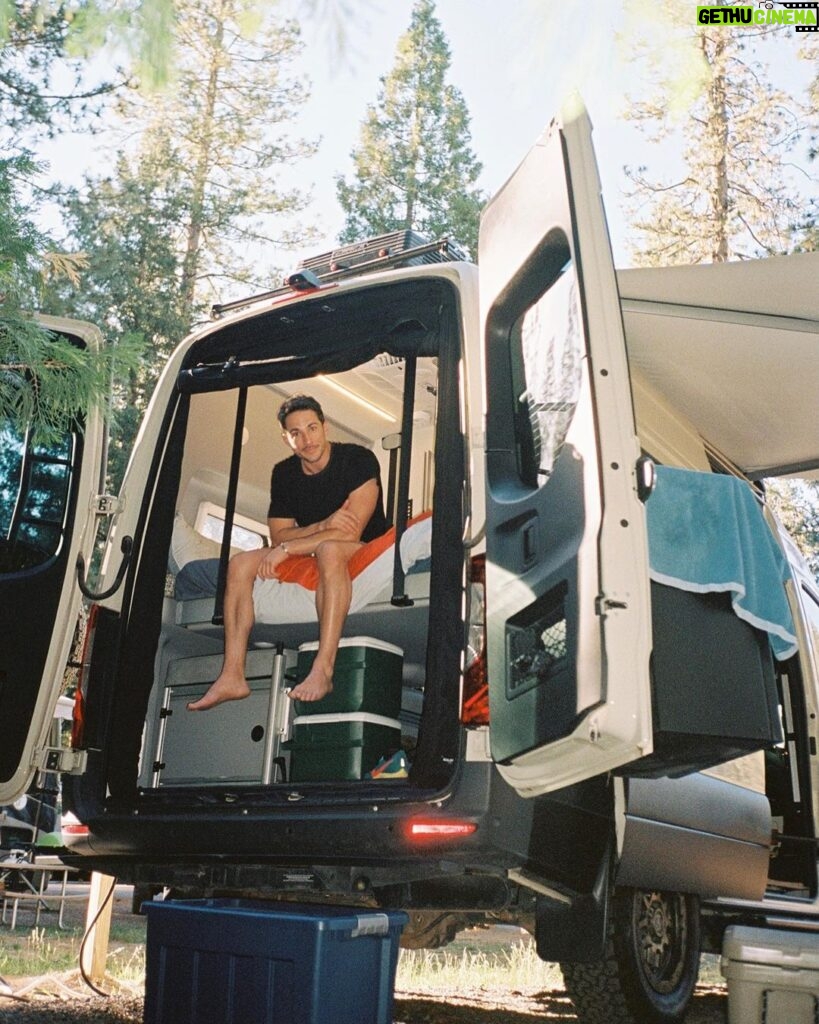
486,448,587,763
177,281,445,389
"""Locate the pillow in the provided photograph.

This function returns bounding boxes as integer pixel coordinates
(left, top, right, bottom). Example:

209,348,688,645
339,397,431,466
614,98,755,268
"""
174,558,221,600
169,514,242,573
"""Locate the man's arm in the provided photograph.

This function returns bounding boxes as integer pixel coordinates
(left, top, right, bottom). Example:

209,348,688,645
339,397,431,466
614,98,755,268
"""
268,478,379,555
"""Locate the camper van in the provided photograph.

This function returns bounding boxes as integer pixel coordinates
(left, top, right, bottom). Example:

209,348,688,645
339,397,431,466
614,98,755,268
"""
2,99,818,1023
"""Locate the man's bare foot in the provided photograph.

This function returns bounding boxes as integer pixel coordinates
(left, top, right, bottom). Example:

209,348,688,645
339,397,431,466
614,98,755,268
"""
187,673,251,711
288,664,333,702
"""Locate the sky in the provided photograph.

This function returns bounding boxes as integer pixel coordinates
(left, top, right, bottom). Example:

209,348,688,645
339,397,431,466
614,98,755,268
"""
283,0,815,268
36,0,816,275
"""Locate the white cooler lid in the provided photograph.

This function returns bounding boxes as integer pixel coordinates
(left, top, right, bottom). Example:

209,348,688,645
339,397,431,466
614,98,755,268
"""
292,712,401,729
722,925,819,970
298,636,403,657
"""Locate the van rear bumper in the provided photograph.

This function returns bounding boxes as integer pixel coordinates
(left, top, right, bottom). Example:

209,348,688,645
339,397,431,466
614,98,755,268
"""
66,752,773,906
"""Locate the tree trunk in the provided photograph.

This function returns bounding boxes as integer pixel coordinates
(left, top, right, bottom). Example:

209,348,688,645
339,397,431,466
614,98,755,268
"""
180,1,225,316
707,7,730,261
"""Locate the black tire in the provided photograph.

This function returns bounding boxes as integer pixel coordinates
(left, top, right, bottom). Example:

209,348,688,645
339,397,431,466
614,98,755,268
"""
131,883,162,915
560,889,700,1024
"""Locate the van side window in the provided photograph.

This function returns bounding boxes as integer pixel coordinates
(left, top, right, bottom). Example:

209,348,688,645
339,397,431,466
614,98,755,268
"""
0,425,74,573
194,501,266,551
510,262,582,487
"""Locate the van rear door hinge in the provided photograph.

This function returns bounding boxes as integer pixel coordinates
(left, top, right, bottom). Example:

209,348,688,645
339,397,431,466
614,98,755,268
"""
33,746,88,776
91,493,123,516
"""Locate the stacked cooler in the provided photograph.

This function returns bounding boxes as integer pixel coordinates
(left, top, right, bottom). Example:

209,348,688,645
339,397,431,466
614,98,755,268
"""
284,637,403,782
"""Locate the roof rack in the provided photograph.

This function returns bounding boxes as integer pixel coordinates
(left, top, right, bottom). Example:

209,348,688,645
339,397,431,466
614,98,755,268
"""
211,232,467,318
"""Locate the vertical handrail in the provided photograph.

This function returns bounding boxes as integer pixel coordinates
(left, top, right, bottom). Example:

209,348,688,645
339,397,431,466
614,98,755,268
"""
391,357,417,606
212,386,247,624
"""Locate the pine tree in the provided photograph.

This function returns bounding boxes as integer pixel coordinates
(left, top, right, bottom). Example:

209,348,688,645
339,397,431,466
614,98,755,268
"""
0,3,128,438
46,145,190,485
0,0,123,142
335,0,484,257
50,0,315,484
794,48,819,249
622,0,807,265
116,0,316,319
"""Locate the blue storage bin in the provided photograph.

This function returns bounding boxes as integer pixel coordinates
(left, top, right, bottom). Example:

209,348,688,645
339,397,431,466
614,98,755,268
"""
143,899,408,1024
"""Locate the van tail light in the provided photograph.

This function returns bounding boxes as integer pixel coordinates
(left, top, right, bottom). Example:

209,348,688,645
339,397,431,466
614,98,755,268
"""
71,604,98,750
406,818,478,841
62,818,90,837
461,554,489,725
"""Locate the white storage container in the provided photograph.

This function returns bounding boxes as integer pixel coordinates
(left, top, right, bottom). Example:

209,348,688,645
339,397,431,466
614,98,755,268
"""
721,925,819,1024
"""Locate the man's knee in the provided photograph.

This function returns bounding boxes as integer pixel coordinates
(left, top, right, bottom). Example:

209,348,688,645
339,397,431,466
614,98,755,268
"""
227,549,263,584
315,539,354,572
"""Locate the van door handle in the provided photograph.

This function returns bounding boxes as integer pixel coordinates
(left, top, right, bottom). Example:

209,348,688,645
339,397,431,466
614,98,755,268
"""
523,521,537,563
76,535,133,601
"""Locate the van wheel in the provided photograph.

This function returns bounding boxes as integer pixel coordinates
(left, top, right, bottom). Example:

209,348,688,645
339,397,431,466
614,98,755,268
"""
131,884,162,914
560,889,700,1024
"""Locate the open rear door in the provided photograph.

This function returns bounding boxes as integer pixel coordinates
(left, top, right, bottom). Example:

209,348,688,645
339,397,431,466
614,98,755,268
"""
0,316,105,804
480,97,653,797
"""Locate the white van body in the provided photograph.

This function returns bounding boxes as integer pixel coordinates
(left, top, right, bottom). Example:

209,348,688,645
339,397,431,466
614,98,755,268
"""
3,100,819,1024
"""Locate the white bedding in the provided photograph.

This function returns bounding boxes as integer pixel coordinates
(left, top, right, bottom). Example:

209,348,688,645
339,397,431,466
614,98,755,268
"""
251,515,432,625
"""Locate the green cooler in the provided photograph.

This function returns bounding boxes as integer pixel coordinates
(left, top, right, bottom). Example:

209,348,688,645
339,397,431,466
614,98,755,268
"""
291,636,403,718
284,712,402,782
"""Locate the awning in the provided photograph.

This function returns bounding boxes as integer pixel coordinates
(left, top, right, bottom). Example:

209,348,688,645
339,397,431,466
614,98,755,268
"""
617,252,819,480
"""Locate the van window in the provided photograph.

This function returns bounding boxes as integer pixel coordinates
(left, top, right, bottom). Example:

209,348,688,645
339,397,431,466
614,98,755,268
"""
194,501,266,551
0,425,75,574
510,262,582,487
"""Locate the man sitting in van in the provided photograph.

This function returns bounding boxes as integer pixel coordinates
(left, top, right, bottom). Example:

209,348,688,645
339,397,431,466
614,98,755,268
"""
188,394,388,711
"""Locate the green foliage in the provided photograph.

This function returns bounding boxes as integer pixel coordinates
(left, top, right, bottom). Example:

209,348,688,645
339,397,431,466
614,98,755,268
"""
49,0,316,486
45,148,190,485
0,158,139,442
336,0,484,257
0,1,124,145
120,0,316,312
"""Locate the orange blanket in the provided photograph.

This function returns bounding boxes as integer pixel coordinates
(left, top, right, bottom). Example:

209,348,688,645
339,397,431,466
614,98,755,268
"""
273,511,432,592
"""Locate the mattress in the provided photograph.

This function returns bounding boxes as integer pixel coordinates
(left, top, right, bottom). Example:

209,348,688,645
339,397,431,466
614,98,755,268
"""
172,515,433,630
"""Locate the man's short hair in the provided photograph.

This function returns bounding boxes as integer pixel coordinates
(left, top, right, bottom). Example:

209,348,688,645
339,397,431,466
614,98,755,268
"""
277,394,325,428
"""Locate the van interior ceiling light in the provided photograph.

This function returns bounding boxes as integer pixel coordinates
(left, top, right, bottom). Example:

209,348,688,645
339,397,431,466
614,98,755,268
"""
317,375,397,422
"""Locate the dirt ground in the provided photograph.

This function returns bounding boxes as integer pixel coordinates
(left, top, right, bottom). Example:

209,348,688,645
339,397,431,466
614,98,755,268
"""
0,883,729,1023
0,982,731,1023
0,983,730,1024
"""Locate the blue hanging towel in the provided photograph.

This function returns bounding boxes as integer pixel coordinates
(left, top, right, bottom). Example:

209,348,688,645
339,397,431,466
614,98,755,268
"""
646,466,798,661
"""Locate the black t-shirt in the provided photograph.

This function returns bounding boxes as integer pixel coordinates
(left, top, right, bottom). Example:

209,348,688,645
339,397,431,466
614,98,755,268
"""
268,442,388,543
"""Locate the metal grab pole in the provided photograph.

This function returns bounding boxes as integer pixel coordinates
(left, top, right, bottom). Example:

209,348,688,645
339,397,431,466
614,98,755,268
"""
261,643,288,784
